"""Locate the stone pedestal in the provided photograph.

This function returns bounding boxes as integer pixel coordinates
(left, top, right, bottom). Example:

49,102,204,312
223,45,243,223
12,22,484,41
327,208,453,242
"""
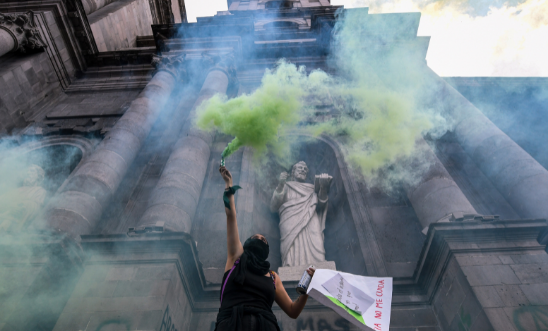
278,261,336,281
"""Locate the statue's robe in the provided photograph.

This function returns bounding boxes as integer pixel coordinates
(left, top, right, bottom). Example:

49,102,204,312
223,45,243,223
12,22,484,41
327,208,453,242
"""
270,181,328,266
0,186,47,231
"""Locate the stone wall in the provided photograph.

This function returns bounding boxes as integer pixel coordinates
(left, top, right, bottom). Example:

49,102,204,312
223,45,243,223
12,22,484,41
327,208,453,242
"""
462,250,548,331
0,52,61,134
432,256,493,331
89,0,154,52
0,264,44,330
0,237,82,331
435,135,521,219
53,263,189,331
421,220,548,331
21,89,142,137
189,299,442,331
364,185,426,278
52,235,196,331
42,89,141,119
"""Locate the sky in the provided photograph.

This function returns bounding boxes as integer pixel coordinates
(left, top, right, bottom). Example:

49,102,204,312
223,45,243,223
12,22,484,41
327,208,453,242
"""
183,0,548,77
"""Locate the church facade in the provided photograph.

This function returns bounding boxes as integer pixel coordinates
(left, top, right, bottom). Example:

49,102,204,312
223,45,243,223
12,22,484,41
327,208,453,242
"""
0,0,547,330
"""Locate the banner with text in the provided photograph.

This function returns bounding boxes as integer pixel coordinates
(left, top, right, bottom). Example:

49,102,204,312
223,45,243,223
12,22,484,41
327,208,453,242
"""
307,269,393,331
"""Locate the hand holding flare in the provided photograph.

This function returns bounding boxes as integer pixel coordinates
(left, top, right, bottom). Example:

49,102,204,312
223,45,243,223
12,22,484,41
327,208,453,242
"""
220,166,240,210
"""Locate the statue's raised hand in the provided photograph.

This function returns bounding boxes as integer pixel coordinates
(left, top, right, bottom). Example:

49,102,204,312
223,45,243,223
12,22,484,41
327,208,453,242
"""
318,173,332,190
277,171,289,191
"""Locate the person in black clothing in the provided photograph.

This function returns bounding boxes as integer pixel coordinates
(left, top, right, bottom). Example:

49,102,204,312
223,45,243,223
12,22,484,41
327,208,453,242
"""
216,166,315,331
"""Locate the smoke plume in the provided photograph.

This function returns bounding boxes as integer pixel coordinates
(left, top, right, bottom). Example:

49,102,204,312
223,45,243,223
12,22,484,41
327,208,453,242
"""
196,9,450,188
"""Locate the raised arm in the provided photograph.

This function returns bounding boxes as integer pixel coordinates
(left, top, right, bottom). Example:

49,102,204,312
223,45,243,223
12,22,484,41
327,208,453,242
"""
316,173,331,211
270,172,288,212
273,267,315,319
220,166,244,272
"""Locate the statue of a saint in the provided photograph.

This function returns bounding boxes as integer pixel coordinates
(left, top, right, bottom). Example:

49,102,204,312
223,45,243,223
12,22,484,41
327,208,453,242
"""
0,165,47,232
270,161,333,266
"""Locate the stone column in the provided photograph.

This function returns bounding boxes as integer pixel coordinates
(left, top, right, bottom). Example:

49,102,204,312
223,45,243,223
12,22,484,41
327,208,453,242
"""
0,11,46,57
407,138,477,233
136,53,236,233
45,54,185,238
82,0,118,15
427,68,548,219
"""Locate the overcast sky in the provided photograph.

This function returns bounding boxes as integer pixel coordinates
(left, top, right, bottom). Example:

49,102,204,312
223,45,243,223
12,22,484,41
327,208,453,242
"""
183,0,548,77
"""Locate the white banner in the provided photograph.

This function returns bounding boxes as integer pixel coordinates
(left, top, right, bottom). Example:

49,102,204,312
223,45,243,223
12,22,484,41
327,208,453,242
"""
307,269,393,331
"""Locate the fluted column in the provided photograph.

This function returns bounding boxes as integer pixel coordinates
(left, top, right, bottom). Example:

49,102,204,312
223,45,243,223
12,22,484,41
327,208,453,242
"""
45,54,185,238
0,11,46,57
82,0,118,15
136,53,237,233
407,138,477,233
426,68,548,219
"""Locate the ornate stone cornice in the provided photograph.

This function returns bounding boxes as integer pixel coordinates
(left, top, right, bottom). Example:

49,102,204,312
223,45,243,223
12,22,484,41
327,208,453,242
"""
151,54,187,81
0,11,46,53
202,52,238,89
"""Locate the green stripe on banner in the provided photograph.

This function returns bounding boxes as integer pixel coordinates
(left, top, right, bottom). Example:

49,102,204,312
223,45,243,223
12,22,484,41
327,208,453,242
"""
326,296,366,325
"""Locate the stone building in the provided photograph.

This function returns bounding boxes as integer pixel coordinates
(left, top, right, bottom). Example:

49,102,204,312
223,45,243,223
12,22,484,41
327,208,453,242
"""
0,0,547,330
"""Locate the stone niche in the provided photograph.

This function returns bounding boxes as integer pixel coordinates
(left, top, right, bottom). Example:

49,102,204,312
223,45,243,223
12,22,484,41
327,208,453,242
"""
191,134,368,285
253,137,367,275
0,142,84,330
22,144,83,193
0,142,83,232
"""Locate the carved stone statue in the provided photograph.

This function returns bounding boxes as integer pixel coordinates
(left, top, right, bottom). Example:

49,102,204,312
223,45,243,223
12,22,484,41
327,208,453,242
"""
0,165,47,232
270,161,333,266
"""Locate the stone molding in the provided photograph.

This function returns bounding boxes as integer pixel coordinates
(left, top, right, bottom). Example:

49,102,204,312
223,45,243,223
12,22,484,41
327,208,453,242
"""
411,219,548,303
151,53,186,81
79,219,548,310
202,52,239,93
202,52,236,79
0,11,46,53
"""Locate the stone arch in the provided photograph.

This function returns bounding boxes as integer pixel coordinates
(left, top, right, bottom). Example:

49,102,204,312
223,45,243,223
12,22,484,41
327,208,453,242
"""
0,135,93,231
6,135,94,194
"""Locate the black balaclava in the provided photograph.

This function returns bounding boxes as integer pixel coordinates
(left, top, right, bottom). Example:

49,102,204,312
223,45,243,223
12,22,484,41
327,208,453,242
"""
233,237,270,285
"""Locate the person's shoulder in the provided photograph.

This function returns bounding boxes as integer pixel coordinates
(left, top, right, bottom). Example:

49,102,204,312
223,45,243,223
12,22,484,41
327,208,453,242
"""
271,271,282,283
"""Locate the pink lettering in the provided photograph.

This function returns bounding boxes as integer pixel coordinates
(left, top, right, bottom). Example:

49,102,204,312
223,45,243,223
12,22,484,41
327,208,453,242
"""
376,280,385,297
376,298,383,308
375,311,382,319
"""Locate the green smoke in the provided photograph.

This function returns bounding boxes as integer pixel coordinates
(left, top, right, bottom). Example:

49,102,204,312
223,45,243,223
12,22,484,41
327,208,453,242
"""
197,62,330,159
196,9,450,184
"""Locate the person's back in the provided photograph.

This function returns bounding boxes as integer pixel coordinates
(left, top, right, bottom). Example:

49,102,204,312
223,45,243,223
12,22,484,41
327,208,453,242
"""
217,263,278,331
215,166,315,331
220,265,275,312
